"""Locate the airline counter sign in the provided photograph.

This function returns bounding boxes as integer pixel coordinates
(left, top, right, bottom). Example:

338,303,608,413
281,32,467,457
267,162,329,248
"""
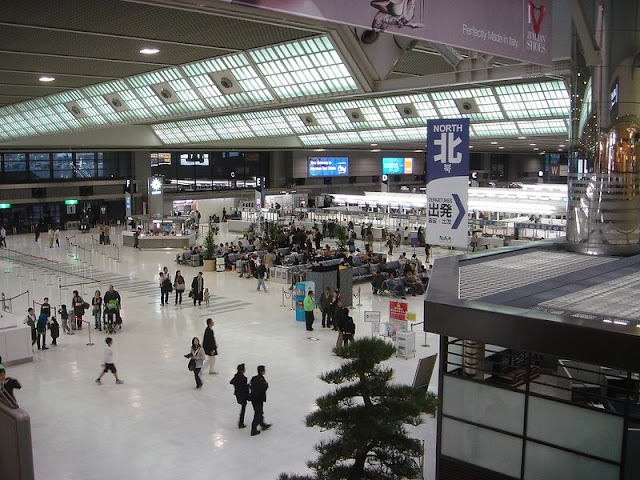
426,119,470,249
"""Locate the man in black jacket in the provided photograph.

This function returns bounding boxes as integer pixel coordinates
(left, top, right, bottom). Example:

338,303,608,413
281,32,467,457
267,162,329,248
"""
229,364,249,429
250,365,271,436
201,318,218,375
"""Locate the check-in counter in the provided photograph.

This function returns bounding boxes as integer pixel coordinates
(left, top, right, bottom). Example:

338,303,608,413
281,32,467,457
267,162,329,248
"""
469,236,505,250
227,219,252,233
0,312,33,366
122,231,196,249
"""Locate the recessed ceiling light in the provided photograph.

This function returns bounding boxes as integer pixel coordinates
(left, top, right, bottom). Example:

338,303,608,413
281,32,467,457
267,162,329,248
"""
413,149,424,152
490,141,498,145
530,143,537,146
559,144,565,147
533,147,539,151
469,145,474,149
498,146,505,149
370,143,378,146
314,148,326,152
140,48,160,55
518,136,526,140
370,149,381,152
39,76,55,82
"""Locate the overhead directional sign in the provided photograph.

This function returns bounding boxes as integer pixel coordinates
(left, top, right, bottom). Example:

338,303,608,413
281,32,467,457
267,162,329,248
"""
425,118,470,249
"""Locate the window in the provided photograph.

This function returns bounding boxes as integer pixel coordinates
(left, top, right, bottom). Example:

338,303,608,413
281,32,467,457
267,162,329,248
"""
97,152,104,177
52,152,73,179
76,153,95,178
3,153,26,172
29,153,51,180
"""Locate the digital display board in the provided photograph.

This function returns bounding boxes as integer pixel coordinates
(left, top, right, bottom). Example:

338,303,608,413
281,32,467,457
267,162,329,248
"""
382,157,414,175
308,157,349,177
151,153,172,167
180,153,210,166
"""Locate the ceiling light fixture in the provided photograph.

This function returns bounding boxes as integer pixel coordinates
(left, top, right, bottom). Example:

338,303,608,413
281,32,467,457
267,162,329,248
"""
533,147,539,151
39,76,55,82
140,48,160,55
371,149,381,152
518,136,526,140
490,141,498,145
413,149,423,152
370,143,378,146
498,146,505,149
530,143,537,146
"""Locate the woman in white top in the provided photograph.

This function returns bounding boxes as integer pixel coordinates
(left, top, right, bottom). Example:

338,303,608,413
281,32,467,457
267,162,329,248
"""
188,337,205,389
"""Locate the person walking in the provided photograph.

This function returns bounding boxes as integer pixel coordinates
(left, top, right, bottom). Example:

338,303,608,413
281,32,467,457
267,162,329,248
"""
319,287,333,328
304,290,315,331
229,363,249,429
72,290,87,330
173,270,185,305
95,337,124,385
58,305,73,335
387,235,395,256
342,308,356,346
34,222,40,242
191,272,204,306
256,261,267,292
91,290,103,331
250,365,271,436
201,318,218,375
0,226,6,247
50,317,60,346
48,228,55,248
54,228,60,247
159,267,171,306
24,308,37,348
36,311,49,350
186,337,205,389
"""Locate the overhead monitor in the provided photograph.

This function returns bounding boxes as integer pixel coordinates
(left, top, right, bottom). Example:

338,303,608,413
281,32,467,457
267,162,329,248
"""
180,153,210,166
382,157,414,175
308,157,349,177
150,153,171,166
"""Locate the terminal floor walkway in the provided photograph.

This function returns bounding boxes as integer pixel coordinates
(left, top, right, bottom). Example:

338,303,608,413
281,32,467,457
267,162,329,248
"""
1,226,440,480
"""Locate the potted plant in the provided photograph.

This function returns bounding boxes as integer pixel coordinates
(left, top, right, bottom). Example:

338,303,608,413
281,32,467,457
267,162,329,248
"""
202,227,216,272
334,224,349,252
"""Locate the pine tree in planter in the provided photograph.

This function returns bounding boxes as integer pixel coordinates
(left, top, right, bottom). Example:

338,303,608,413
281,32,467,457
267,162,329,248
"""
279,337,438,480
334,224,349,252
202,228,216,271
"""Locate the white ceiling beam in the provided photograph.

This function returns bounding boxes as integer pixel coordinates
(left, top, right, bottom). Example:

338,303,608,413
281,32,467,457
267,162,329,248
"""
566,0,600,66
375,60,572,93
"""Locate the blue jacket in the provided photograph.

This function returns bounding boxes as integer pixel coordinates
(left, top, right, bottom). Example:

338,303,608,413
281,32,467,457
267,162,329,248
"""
36,312,48,330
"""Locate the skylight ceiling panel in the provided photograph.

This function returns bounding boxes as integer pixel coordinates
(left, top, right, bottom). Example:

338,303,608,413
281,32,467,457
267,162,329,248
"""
243,111,293,137
127,68,208,118
152,123,189,144
178,118,221,143
326,100,386,130
517,119,568,135
181,54,275,110
0,106,37,138
14,98,69,135
496,81,570,119
47,90,109,129
250,36,359,101
358,129,396,143
392,127,427,140
471,122,519,137
281,105,337,134
298,133,329,145
0,123,12,141
206,115,254,139
82,80,155,124
327,131,361,144
375,94,438,126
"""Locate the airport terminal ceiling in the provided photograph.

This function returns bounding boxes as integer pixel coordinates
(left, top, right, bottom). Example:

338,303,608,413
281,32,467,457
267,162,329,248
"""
0,0,575,152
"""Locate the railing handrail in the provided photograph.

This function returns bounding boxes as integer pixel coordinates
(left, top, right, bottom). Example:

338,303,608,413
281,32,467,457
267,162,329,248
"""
2,290,29,301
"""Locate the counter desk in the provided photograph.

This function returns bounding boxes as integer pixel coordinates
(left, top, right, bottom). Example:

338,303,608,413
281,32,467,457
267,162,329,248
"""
0,312,33,366
122,231,197,250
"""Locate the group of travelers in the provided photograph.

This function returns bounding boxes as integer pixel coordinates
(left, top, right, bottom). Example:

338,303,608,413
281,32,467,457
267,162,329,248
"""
159,267,207,306
305,289,356,347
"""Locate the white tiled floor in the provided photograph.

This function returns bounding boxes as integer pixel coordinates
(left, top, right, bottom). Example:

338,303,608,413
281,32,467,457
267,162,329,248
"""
1,226,440,480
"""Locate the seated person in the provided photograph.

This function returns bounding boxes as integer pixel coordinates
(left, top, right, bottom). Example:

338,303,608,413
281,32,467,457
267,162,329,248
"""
404,272,425,296
371,271,387,295
383,274,406,299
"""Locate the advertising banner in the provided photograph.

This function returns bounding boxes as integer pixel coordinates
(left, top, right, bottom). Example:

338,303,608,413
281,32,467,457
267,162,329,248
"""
425,118,469,248
382,157,414,175
388,300,408,335
308,157,349,177
225,0,552,66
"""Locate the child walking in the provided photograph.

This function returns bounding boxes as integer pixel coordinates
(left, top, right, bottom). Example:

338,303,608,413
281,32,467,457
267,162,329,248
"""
50,317,60,346
58,305,73,335
95,337,124,385
203,288,210,305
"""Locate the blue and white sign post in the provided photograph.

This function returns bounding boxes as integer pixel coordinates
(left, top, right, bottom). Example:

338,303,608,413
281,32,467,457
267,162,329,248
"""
425,119,470,248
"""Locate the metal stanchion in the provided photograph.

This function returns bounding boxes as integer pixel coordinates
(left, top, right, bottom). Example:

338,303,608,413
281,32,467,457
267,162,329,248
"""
86,318,94,346
281,288,286,307
356,286,362,307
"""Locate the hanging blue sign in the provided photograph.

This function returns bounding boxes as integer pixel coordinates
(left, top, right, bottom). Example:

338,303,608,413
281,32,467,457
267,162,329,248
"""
425,119,470,248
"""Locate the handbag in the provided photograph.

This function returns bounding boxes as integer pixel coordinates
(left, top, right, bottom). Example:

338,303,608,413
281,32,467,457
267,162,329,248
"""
188,358,195,371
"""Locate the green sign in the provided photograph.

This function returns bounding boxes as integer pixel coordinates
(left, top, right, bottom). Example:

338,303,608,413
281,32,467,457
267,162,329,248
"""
65,199,78,205
0,203,10,209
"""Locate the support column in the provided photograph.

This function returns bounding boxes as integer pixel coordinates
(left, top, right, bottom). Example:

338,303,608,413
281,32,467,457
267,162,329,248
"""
566,1,640,256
